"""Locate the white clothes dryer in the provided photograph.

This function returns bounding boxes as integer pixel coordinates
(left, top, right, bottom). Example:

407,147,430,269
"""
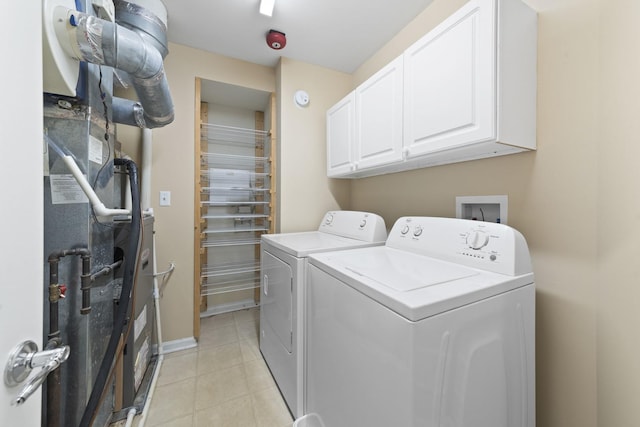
305,217,535,427
260,211,387,418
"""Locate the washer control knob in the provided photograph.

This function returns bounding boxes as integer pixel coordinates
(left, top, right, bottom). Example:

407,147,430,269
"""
325,214,334,225
413,226,423,237
360,219,367,228
400,225,410,235
466,230,489,250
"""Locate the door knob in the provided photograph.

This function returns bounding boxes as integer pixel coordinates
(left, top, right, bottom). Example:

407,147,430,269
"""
4,340,70,405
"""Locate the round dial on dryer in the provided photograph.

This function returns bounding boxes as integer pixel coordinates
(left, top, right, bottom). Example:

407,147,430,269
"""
466,230,489,250
325,214,334,225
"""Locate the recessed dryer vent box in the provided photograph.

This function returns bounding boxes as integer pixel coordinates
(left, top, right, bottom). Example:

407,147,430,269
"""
456,195,508,224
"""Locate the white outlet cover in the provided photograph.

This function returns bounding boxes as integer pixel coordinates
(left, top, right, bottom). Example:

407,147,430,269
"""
159,191,171,206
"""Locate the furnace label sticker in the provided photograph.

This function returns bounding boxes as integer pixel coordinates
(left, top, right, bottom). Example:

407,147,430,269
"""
89,135,103,164
50,174,89,204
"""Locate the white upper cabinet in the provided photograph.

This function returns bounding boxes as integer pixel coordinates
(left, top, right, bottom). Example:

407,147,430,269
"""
327,56,404,178
354,56,404,171
326,0,537,178
326,91,355,177
403,0,536,164
403,0,494,157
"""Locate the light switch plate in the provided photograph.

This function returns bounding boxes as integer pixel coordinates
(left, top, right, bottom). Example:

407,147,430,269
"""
159,191,171,206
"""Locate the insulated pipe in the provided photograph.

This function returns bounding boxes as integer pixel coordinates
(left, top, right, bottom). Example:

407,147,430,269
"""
120,153,134,213
114,0,169,59
112,97,145,128
80,254,91,315
141,128,152,212
53,7,174,128
80,158,141,427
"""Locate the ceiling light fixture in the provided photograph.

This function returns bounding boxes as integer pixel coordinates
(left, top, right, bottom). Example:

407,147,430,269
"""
259,0,275,17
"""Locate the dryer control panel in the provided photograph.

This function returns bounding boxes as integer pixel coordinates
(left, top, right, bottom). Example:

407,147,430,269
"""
388,217,532,276
318,211,387,243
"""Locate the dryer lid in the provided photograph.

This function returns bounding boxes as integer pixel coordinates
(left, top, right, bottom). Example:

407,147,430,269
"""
262,231,382,257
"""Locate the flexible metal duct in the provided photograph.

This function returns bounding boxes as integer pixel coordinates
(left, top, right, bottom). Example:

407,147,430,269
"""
54,4,174,128
114,0,169,58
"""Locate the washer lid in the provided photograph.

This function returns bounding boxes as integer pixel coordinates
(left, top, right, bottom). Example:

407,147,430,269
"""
344,254,477,292
262,232,382,257
309,246,534,321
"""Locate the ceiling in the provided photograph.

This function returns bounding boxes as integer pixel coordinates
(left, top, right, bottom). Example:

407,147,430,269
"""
163,0,435,74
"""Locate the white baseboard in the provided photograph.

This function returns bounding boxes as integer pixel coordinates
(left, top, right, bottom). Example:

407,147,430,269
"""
161,336,198,354
200,298,260,318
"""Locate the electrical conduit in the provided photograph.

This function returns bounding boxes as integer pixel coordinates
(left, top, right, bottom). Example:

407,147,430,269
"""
136,230,168,427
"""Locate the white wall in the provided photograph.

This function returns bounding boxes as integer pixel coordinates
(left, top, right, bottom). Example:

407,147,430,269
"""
0,2,43,426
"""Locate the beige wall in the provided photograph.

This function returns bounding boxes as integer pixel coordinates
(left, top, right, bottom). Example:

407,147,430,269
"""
276,57,351,232
115,1,640,424
118,43,276,342
596,1,640,425
346,0,640,426
117,45,353,342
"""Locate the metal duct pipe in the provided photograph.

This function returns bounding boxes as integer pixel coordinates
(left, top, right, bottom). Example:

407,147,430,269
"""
112,97,146,128
114,0,169,59
53,6,174,128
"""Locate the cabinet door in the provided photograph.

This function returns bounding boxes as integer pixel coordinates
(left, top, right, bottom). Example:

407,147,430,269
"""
355,55,404,170
404,0,496,157
326,91,355,177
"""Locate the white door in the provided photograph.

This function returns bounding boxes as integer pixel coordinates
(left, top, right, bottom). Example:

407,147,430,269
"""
0,2,44,426
403,0,496,157
261,251,294,353
326,91,355,177
355,55,404,170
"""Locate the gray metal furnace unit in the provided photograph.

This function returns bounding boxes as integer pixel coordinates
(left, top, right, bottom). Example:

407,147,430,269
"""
43,92,118,427
116,215,157,410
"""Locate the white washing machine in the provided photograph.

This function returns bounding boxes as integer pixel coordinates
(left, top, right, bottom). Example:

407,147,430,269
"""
305,216,535,427
260,211,387,418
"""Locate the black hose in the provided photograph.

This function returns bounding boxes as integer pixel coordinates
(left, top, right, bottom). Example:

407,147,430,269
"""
79,158,140,427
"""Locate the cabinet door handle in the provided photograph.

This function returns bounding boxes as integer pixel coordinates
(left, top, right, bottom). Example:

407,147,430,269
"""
402,147,410,159
263,275,268,295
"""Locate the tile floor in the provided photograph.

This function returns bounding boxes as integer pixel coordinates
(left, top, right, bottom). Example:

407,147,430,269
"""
113,307,293,427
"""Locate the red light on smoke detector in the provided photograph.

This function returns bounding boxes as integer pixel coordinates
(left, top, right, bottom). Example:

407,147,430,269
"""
266,29,286,50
